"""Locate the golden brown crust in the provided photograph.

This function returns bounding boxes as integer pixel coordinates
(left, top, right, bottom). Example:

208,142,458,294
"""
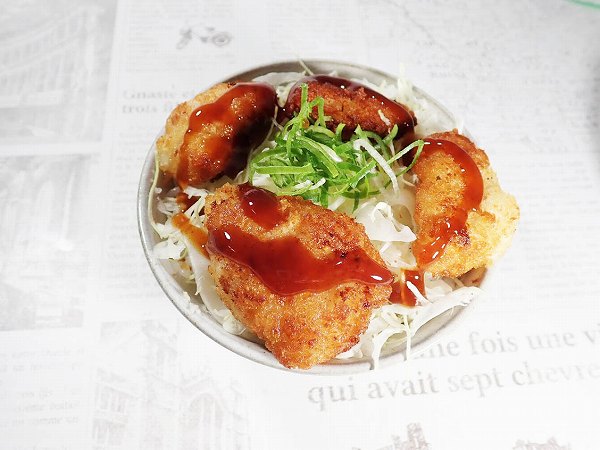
156,83,233,177
413,130,519,278
204,184,392,369
283,77,416,139
157,82,277,187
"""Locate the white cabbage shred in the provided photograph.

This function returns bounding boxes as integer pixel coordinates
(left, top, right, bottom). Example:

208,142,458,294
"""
152,69,481,368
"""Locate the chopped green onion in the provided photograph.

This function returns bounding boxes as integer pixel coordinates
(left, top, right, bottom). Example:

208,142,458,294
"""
254,164,314,175
249,83,424,209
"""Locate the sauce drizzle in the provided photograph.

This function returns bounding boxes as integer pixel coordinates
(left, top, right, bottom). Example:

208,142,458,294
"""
390,269,425,307
172,213,208,258
238,184,285,230
176,193,199,212
414,139,484,266
177,82,277,188
206,224,393,296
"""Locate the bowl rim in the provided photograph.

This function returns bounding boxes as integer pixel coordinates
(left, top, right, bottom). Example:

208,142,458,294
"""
137,59,481,375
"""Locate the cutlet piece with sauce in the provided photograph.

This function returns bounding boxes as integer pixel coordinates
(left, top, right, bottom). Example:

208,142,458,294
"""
412,130,519,278
156,82,277,188
283,75,416,139
204,184,393,369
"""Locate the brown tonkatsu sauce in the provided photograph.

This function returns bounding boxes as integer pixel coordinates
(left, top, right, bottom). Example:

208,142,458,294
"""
177,82,277,188
414,139,484,266
172,213,209,258
206,224,393,296
238,183,285,230
175,193,199,212
390,269,425,307
198,186,393,296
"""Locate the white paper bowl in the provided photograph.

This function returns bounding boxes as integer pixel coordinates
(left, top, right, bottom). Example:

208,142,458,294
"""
137,60,484,374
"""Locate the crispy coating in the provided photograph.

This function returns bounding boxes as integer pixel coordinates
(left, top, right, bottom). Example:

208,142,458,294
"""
204,184,392,369
156,83,232,178
283,75,416,139
156,82,277,187
413,130,519,278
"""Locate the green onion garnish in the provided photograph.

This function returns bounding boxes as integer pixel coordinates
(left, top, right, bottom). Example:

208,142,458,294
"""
249,84,424,209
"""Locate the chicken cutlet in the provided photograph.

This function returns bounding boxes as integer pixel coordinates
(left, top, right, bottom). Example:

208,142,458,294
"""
204,183,393,369
156,82,277,188
412,130,519,278
282,75,416,140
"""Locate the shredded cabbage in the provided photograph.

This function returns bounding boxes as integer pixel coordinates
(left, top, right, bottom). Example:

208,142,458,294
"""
151,69,482,369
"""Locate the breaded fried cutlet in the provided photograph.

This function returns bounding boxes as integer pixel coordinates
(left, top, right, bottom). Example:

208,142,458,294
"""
412,130,519,278
157,83,232,177
157,82,277,188
204,184,392,369
283,75,416,139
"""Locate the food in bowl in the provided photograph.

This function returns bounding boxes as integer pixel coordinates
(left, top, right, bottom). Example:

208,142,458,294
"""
147,66,519,369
